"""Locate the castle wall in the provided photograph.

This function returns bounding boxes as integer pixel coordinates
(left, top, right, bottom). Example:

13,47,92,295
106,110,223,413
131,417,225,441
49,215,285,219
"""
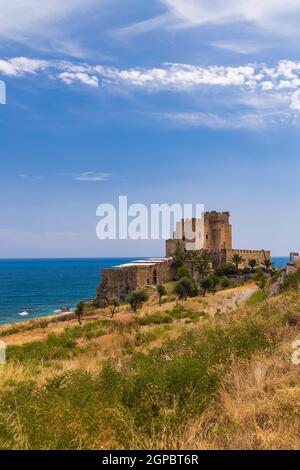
97,259,175,301
97,211,271,301
226,249,271,267
166,239,185,257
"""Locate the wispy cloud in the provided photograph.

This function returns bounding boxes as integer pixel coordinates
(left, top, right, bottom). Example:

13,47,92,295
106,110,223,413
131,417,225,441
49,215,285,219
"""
74,172,111,182
118,0,300,40
162,0,300,33
0,0,103,57
210,41,263,55
3,55,300,129
160,109,291,130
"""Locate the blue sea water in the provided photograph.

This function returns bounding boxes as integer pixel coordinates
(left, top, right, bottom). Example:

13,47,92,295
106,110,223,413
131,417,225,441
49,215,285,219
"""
0,258,138,325
0,256,290,326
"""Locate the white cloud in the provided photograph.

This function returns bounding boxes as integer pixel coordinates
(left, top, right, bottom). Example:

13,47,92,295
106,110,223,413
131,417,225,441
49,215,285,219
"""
3,55,300,127
290,90,300,111
74,172,111,182
58,72,99,87
0,57,47,76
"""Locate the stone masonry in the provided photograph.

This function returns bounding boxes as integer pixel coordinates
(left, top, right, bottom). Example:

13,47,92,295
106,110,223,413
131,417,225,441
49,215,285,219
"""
96,211,271,301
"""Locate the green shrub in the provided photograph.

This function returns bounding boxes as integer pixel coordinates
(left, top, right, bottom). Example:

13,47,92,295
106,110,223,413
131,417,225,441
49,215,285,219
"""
176,265,191,280
174,277,198,300
138,314,173,326
281,270,300,292
127,291,149,312
220,276,231,289
246,290,268,305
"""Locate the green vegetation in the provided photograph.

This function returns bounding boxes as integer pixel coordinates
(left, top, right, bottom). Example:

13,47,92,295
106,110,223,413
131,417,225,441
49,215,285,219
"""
6,320,112,363
75,301,86,325
110,298,120,317
171,249,185,270
230,253,246,271
156,285,167,305
174,277,198,300
246,289,268,306
281,269,300,292
200,277,212,297
194,252,211,278
254,268,267,289
248,258,258,272
220,276,231,289
262,258,275,275
176,265,191,280
127,291,149,312
0,297,283,450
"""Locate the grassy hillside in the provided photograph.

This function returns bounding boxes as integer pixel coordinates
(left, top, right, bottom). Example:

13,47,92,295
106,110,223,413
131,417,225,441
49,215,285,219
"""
0,282,300,450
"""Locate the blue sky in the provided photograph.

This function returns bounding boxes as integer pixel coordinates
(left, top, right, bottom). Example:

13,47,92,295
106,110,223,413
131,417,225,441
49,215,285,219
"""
0,0,300,258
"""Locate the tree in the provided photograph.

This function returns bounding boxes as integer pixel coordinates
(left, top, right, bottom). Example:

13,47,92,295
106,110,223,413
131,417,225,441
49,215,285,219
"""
254,268,266,289
75,301,86,325
176,265,191,280
194,252,211,279
156,284,167,305
208,274,220,294
171,249,185,270
248,259,258,273
230,253,245,271
127,290,149,312
110,298,120,318
174,277,198,301
200,277,213,297
220,276,230,289
262,258,275,276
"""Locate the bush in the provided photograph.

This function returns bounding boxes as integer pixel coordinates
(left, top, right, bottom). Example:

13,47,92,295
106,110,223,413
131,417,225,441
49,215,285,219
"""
220,276,231,289
174,277,198,300
246,290,268,306
208,274,220,293
281,270,300,292
254,268,267,289
156,285,167,305
138,314,173,326
242,267,252,275
176,265,191,280
110,298,120,317
215,263,238,276
75,301,86,325
127,291,149,312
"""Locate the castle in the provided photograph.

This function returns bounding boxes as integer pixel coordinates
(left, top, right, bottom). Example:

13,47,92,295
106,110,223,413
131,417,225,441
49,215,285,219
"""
96,211,270,301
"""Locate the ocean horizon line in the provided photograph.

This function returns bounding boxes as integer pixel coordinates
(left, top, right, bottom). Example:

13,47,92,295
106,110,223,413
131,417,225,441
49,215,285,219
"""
0,255,290,261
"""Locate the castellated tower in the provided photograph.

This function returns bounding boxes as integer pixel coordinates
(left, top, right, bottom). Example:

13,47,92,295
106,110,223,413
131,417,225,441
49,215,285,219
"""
166,211,232,256
204,211,232,251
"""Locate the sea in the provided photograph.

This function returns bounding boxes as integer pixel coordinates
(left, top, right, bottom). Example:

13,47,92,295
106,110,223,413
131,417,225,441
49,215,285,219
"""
0,257,290,326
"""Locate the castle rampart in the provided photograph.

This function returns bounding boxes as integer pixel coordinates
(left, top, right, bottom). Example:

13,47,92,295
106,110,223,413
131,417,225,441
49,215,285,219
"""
96,211,271,301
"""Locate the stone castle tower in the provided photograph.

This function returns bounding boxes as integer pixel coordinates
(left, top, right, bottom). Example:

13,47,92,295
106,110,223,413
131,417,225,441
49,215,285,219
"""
204,211,232,251
166,211,232,256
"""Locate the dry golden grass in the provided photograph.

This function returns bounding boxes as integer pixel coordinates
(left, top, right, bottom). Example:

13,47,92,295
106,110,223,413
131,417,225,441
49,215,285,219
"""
1,282,300,450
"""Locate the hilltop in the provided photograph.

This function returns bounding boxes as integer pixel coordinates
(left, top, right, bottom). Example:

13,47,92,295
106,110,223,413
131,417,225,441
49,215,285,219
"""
0,277,299,450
